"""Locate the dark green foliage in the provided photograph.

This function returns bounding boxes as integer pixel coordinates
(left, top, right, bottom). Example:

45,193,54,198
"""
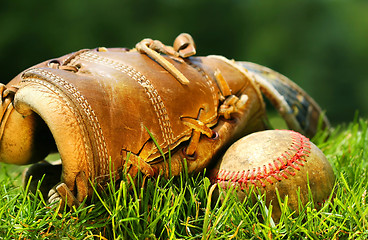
0,0,367,123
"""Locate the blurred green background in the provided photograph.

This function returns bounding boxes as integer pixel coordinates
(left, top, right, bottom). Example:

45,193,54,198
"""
1,0,367,124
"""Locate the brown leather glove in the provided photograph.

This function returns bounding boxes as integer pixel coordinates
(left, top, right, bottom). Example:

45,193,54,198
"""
0,33,327,207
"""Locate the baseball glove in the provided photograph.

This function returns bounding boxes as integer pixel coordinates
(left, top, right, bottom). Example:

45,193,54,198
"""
0,33,328,207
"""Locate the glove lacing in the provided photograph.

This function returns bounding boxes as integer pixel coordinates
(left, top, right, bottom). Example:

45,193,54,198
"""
135,33,196,85
0,84,17,141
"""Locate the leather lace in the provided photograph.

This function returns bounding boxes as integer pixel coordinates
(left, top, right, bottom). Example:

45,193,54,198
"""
48,60,79,72
135,34,210,156
135,33,196,85
0,84,16,140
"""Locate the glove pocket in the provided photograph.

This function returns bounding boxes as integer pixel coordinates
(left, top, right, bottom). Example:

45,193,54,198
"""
0,82,56,165
0,106,56,165
11,81,93,202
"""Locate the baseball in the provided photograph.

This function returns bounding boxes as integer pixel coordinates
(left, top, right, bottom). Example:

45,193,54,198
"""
209,129,335,220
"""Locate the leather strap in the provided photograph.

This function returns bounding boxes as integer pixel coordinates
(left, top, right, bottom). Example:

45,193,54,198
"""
135,33,196,85
0,84,16,141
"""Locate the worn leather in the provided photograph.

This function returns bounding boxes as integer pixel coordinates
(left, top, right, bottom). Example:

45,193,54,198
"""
210,130,335,220
0,34,266,203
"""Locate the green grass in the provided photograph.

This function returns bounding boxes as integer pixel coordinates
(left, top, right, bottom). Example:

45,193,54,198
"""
1,118,368,239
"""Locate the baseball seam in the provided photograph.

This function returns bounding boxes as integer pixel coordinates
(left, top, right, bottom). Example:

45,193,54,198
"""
214,130,311,189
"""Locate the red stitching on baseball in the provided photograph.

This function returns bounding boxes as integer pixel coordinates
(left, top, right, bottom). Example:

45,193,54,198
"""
214,130,311,189
232,171,240,182
280,172,289,179
276,157,284,168
263,165,267,176
271,173,282,181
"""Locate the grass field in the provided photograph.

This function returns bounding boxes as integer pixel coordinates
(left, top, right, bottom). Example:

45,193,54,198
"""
0,117,367,239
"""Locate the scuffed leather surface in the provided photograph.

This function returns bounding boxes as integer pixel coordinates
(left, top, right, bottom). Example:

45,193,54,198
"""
1,46,265,201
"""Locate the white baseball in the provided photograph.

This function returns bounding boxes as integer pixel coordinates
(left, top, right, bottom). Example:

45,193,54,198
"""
210,129,335,220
